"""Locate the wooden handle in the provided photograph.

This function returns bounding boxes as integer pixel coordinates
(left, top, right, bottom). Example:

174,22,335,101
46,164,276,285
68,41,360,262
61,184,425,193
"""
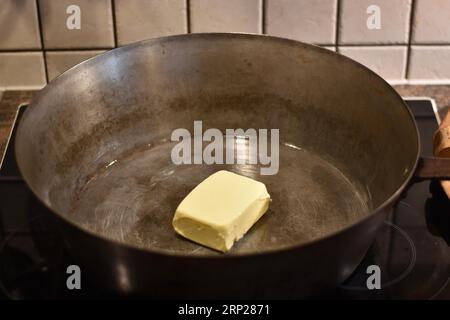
415,157,450,181
433,109,450,198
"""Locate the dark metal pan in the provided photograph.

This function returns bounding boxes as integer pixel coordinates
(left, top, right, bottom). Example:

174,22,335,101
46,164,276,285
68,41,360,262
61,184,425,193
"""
14,33,450,298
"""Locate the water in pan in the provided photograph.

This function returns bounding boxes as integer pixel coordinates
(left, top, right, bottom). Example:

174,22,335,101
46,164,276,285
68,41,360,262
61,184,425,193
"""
66,139,370,255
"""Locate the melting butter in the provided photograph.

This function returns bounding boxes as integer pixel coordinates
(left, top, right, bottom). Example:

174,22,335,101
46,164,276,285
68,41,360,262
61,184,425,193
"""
172,170,271,252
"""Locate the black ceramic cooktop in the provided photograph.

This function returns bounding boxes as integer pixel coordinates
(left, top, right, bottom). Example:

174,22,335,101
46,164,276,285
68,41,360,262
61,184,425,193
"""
1,100,450,299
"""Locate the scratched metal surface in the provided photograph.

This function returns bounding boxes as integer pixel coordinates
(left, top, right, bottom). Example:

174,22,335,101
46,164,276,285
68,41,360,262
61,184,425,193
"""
15,34,419,256
67,140,370,255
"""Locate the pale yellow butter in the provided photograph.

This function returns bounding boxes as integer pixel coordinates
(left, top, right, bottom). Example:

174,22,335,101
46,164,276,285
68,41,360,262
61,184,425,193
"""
172,170,271,252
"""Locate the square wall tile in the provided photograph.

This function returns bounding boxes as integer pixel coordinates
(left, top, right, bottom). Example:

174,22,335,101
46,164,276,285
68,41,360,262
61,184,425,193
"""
339,46,407,81
190,0,261,33
412,0,450,43
115,0,187,46
266,0,337,45
0,0,41,49
340,0,412,44
46,50,107,80
321,46,336,52
0,52,46,89
39,0,114,49
409,46,450,81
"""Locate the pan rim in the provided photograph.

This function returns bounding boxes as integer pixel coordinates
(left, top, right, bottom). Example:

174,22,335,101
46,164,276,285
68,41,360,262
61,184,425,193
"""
14,32,420,259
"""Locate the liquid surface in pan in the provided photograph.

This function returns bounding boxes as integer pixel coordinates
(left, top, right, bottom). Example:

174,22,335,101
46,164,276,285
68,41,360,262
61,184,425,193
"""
66,139,371,255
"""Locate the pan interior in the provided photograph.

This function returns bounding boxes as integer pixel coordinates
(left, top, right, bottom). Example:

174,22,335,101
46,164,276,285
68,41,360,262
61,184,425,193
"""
66,139,369,255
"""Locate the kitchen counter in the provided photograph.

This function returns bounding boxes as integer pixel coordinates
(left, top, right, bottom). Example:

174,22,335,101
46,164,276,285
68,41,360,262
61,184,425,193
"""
1,86,449,166
394,85,450,119
0,91,35,165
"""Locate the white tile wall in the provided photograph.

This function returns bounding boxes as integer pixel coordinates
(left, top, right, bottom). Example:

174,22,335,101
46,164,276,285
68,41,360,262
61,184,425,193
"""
0,0,41,50
339,0,412,44
339,46,407,81
1,0,450,88
0,52,46,89
39,0,114,49
266,0,337,45
409,46,450,81
115,0,187,46
322,46,337,52
46,50,107,80
190,0,262,33
412,0,450,44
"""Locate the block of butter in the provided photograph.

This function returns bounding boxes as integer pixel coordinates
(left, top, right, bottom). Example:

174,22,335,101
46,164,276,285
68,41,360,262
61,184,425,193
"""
172,170,271,252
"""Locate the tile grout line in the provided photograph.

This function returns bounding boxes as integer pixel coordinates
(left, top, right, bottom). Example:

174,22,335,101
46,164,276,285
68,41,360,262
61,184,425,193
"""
261,0,266,34
35,0,49,84
186,0,191,33
0,48,114,53
111,0,119,47
327,43,450,47
4,43,450,53
335,0,341,52
405,0,416,80
336,43,411,47
4,44,450,53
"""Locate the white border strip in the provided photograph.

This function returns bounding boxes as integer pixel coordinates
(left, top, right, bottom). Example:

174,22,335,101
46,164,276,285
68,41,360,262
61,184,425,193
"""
0,103,26,170
403,96,441,124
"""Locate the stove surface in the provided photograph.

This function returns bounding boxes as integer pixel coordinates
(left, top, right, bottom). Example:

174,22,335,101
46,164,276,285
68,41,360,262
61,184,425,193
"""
1,100,450,299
